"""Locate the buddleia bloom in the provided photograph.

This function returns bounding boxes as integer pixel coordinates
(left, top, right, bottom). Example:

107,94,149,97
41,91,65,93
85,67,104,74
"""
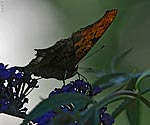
33,79,114,125
0,63,39,118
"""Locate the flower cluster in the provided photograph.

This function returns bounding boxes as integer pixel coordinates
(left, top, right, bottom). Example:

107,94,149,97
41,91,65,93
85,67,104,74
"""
100,107,114,125
33,79,114,125
0,63,39,118
49,79,101,97
0,63,114,125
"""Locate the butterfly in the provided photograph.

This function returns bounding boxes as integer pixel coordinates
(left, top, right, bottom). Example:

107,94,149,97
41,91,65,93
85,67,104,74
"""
23,9,118,80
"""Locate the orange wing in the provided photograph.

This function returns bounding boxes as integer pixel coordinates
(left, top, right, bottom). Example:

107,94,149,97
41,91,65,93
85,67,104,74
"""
73,9,118,63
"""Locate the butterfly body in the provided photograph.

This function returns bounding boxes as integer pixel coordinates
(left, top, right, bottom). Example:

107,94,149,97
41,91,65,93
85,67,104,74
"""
24,9,118,80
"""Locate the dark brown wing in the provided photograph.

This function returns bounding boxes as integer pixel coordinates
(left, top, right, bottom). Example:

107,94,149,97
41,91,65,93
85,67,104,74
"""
24,9,118,80
25,38,76,80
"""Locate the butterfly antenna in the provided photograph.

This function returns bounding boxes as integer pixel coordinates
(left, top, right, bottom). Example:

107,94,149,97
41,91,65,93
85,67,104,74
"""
79,44,106,64
78,67,98,73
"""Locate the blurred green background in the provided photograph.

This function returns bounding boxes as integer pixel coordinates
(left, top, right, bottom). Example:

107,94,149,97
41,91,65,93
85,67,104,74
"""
48,0,150,125
0,0,150,124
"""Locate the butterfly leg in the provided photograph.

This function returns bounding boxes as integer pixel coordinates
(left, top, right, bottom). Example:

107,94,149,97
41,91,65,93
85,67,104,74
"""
77,72,88,81
62,70,68,85
62,80,65,86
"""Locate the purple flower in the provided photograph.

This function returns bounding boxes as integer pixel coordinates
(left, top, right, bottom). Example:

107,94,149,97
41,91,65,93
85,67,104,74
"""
0,98,10,112
32,79,102,125
90,86,102,96
49,79,101,97
32,79,114,125
0,63,23,80
0,64,10,80
100,107,114,125
33,110,56,125
0,63,39,117
101,113,114,125
0,63,5,69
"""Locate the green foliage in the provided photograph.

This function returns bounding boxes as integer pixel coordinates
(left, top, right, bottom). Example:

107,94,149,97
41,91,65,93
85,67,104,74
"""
90,49,150,125
126,100,140,125
135,69,150,93
21,48,150,125
22,93,92,125
111,48,133,73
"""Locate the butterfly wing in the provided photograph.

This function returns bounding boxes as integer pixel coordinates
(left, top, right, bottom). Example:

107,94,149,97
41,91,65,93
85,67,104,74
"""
72,9,118,63
24,9,118,80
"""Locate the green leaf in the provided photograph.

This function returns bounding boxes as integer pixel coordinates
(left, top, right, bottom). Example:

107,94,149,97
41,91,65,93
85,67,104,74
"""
111,48,133,73
84,108,99,125
112,99,131,118
80,104,96,124
93,72,142,90
95,90,150,112
96,91,149,125
81,90,150,125
112,99,140,125
135,69,150,92
126,100,140,125
93,73,131,89
112,87,150,118
51,112,77,125
93,109,100,125
94,73,128,85
80,103,100,125
21,93,92,125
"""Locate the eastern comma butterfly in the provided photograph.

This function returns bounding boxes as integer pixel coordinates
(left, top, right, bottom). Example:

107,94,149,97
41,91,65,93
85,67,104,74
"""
24,9,118,80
